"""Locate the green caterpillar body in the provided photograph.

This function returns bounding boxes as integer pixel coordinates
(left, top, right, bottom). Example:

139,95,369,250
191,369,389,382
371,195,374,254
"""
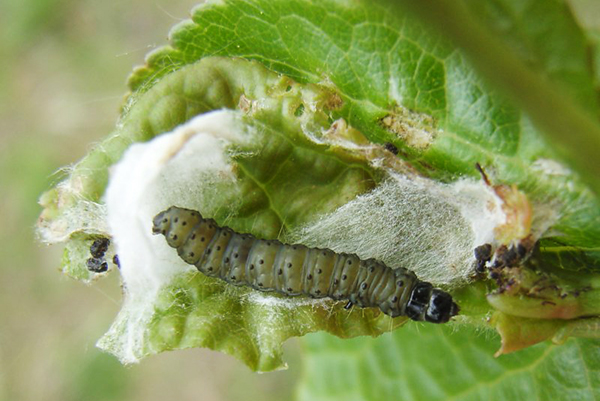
153,206,459,323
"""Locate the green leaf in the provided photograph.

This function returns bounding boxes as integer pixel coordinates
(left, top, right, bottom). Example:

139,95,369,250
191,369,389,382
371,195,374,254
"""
298,326,600,401
136,271,403,372
383,0,600,196
37,0,600,380
453,0,600,115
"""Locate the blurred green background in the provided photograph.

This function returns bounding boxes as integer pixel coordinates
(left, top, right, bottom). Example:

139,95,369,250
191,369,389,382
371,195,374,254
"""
0,1,299,400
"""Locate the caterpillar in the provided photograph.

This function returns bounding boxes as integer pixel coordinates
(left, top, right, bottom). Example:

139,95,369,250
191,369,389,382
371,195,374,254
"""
152,206,459,323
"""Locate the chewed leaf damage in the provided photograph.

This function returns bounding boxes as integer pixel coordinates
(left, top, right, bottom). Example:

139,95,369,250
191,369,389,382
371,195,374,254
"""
380,106,437,150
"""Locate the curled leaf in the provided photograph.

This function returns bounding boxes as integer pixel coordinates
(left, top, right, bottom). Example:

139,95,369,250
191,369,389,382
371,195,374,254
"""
36,0,600,372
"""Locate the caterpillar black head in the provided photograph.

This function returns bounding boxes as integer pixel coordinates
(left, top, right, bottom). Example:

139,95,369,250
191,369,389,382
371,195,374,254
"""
405,282,459,324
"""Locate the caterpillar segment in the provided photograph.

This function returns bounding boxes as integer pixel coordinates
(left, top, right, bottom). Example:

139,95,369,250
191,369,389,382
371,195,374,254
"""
152,206,459,324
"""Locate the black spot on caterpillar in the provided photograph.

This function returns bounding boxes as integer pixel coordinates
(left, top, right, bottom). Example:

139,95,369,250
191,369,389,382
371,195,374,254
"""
152,206,459,323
